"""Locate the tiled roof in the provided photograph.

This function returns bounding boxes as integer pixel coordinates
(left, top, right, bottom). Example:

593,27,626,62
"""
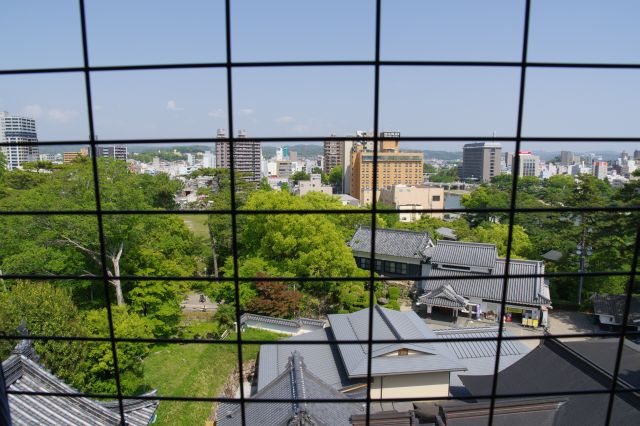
419,259,550,307
347,226,433,260
435,327,530,391
460,338,640,425
240,313,326,329
420,284,468,308
591,293,640,324
257,328,358,392
218,352,363,426
429,240,497,269
327,306,466,378
3,353,158,426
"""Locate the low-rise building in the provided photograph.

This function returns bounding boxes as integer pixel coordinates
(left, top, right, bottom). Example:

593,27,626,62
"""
348,226,434,282
591,293,640,330
379,184,445,221
417,240,552,328
295,174,333,196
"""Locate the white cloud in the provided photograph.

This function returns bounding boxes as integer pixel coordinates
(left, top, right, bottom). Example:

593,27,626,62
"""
240,108,254,115
23,104,43,118
275,115,295,124
166,100,183,111
47,108,78,123
208,108,225,118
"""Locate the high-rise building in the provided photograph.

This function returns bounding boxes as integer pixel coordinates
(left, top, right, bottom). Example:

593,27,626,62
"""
96,145,128,161
634,150,640,161
215,129,262,182
323,137,344,174
593,161,607,179
511,151,541,177
350,135,423,204
0,111,39,170
460,142,502,183
560,151,576,166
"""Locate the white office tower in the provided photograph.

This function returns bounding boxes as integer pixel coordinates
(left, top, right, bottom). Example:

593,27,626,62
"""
0,111,40,170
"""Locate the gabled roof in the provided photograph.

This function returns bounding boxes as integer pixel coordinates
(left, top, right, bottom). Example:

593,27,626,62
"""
460,338,640,425
257,328,359,392
240,313,326,329
429,240,498,269
420,284,468,309
591,293,640,324
217,352,363,426
347,226,433,260
327,306,466,378
3,353,158,426
419,259,551,307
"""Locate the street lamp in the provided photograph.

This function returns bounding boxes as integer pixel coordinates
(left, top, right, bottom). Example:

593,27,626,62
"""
576,231,592,306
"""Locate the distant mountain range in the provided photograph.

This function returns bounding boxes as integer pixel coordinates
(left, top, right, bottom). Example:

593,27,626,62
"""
37,143,626,163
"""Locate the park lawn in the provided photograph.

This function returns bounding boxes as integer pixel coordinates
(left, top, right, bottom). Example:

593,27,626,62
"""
143,329,281,426
180,214,209,239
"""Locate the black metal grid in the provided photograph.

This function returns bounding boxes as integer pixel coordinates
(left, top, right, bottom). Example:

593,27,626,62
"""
0,0,639,425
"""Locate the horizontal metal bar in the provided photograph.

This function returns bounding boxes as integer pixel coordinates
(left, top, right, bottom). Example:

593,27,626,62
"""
3,59,640,76
6,386,640,404
3,136,640,147
0,270,634,283
0,206,638,217
0,331,637,346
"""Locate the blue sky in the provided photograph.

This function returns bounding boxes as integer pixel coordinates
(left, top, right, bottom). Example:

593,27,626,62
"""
1,0,639,152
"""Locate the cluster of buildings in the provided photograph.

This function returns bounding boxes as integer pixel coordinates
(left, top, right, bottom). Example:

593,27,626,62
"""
459,140,639,187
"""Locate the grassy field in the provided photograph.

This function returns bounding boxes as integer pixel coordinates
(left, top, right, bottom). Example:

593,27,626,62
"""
180,214,209,239
144,329,281,426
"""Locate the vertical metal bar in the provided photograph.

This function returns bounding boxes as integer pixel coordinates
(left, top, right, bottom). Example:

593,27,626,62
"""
224,1,246,424
488,0,531,424
605,225,640,425
365,0,382,423
77,0,125,423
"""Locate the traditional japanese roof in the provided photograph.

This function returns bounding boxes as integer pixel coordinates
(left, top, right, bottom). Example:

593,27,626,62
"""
460,338,640,425
217,352,363,426
347,226,433,260
419,259,551,308
434,327,531,390
257,328,359,392
3,349,158,426
327,306,466,378
435,227,457,241
591,293,640,325
428,240,497,269
240,313,326,329
419,284,468,308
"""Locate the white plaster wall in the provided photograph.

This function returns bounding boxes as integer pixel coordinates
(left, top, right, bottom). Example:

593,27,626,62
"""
370,372,450,399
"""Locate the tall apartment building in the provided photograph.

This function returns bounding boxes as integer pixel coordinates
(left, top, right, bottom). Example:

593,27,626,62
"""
0,111,39,170
634,150,640,161
350,136,423,205
323,137,344,174
593,161,607,179
97,145,128,161
215,129,261,182
560,150,576,166
460,142,502,183
511,151,541,177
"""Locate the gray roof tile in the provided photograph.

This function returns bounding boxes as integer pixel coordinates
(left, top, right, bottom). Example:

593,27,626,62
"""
429,241,498,269
4,354,157,426
419,259,550,307
591,293,640,324
218,352,364,426
348,226,433,260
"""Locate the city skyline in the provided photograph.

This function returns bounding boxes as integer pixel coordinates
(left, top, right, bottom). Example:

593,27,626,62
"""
2,0,640,151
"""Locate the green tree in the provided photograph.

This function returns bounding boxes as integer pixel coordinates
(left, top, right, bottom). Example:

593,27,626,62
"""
290,170,310,185
327,165,342,190
462,223,533,258
0,282,88,388
84,306,153,394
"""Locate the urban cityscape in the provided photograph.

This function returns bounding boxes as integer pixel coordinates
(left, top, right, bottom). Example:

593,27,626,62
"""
2,1,640,426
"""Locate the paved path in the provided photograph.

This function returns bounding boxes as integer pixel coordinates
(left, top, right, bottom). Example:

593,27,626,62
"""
181,293,217,312
547,310,599,340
